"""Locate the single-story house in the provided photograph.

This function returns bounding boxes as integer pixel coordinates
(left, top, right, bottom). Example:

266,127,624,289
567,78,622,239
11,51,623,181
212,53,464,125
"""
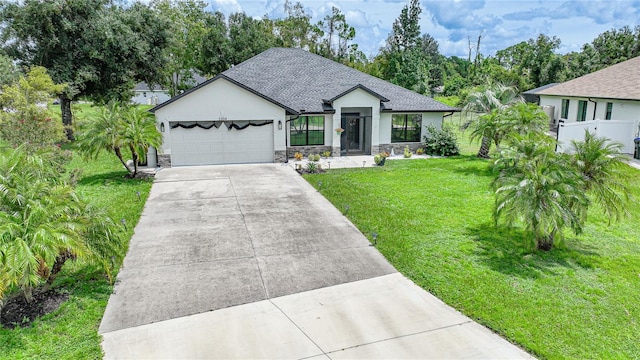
530,56,640,154
149,48,457,166
131,82,171,105
132,73,208,106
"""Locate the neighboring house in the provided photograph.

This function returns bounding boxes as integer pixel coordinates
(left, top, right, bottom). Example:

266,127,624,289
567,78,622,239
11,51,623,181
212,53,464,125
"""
522,83,558,105
150,48,457,166
132,73,208,105
131,82,171,105
530,56,640,153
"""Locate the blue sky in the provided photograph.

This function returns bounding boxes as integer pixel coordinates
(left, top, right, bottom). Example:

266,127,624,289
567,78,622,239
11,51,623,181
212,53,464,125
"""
205,0,640,58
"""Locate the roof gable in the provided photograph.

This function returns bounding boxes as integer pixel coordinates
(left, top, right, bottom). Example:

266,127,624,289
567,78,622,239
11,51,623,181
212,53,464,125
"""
534,56,640,101
150,74,298,114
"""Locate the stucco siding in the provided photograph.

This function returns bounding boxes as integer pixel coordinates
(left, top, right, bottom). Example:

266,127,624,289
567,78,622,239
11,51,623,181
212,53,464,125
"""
153,78,286,155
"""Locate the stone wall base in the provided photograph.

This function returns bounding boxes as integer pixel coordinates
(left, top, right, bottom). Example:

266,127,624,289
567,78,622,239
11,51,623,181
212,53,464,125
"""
374,143,423,155
287,146,333,158
158,154,172,168
331,146,340,157
274,150,287,163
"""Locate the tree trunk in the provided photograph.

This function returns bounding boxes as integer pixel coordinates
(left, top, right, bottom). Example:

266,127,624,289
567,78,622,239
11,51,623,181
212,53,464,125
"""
536,234,554,251
130,144,138,177
114,147,132,174
477,136,491,158
60,97,74,141
44,249,74,291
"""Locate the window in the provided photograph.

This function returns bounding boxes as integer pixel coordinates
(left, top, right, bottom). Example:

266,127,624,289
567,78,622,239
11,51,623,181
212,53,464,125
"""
391,114,422,143
577,100,587,121
290,116,324,146
605,102,613,120
561,99,569,119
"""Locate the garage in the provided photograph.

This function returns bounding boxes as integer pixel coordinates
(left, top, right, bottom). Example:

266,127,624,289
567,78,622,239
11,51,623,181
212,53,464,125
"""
169,121,274,166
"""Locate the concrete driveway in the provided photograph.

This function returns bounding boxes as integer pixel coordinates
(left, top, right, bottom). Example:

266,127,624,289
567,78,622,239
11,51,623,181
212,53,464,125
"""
99,164,532,359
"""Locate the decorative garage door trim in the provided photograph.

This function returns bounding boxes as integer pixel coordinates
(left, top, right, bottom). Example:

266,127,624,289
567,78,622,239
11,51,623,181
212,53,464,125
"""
169,121,274,166
170,120,271,130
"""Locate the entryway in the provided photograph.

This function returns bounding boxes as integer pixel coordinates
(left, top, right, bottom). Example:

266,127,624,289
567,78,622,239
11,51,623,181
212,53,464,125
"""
340,113,371,155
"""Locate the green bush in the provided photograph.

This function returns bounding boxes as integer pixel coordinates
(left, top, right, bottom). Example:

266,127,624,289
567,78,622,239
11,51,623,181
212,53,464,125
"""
423,124,460,156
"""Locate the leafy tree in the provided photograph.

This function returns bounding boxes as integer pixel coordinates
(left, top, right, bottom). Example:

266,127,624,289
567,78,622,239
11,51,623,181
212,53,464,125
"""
0,146,122,302
77,103,162,178
495,34,564,89
275,1,322,50
151,0,209,96
318,6,356,62
463,84,523,158
0,0,171,139
0,53,19,87
0,66,66,151
379,0,425,92
198,11,231,76
228,13,279,66
569,130,631,223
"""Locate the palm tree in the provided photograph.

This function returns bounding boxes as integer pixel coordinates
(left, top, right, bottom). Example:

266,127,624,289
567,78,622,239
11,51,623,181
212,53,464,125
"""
0,146,122,302
76,102,129,170
463,84,523,158
77,102,162,177
121,106,163,177
493,134,589,251
570,130,631,223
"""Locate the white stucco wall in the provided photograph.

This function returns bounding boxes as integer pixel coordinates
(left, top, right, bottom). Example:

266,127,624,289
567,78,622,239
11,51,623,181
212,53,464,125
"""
131,90,170,105
332,89,381,149
540,95,640,123
153,78,287,154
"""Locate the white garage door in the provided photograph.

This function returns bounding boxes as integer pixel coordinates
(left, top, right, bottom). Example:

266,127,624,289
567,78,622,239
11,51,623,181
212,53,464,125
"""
170,122,274,166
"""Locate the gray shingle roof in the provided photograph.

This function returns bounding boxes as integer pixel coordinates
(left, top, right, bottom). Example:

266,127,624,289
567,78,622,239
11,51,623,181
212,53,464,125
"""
152,48,456,114
533,56,640,101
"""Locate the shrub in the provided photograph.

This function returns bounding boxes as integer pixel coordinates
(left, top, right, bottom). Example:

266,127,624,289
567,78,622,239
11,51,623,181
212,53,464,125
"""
322,151,332,158
0,67,66,152
423,124,460,156
294,152,303,161
306,161,318,173
403,146,412,158
416,147,424,155
308,153,320,161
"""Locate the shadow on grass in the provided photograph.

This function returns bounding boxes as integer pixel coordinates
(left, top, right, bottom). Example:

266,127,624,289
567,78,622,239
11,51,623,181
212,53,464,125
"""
76,171,151,187
467,223,601,279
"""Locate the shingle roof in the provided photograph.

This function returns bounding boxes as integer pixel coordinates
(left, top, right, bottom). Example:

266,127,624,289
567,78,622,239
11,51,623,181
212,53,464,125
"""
523,83,558,94
533,56,640,100
151,48,457,114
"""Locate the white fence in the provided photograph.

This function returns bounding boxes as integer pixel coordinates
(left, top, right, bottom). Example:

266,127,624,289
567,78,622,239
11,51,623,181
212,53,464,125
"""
557,119,639,154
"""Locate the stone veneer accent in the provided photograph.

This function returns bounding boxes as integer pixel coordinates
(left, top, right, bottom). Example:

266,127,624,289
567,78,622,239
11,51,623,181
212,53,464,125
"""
331,146,340,157
286,146,333,158
274,150,287,163
373,143,423,155
158,154,172,168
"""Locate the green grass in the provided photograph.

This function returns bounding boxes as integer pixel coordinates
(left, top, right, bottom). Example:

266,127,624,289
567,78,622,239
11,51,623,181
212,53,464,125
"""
0,150,152,359
304,155,640,359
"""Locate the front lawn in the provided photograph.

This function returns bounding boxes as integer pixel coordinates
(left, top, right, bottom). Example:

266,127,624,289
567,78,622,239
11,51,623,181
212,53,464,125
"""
304,157,640,359
0,150,152,359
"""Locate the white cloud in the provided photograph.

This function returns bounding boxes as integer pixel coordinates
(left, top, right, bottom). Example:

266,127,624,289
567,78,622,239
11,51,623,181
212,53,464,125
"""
210,0,242,14
210,0,640,57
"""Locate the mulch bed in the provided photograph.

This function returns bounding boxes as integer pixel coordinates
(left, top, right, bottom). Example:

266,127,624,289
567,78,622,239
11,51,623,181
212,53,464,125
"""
1,290,69,328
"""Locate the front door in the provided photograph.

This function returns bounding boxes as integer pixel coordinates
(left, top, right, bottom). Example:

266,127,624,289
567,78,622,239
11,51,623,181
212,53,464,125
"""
341,113,362,155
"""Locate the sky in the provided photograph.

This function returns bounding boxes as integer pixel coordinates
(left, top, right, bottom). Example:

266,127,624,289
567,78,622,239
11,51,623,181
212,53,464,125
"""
203,0,640,58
